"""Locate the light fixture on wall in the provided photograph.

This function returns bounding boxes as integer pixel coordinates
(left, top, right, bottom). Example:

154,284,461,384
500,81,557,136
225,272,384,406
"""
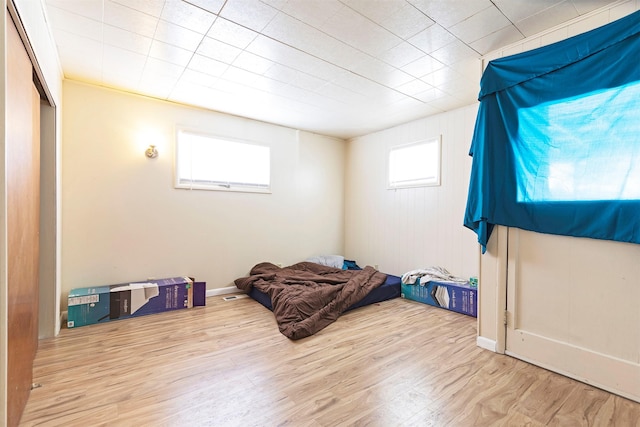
145,144,158,159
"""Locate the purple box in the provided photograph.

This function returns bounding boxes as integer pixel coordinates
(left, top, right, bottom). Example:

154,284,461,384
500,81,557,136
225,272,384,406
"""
401,280,477,317
67,277,206,328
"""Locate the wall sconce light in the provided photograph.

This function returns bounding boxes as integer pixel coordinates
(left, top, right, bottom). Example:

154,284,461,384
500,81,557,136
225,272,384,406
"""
145,145,158,159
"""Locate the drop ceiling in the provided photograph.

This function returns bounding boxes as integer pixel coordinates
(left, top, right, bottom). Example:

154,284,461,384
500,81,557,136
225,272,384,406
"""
44,0,620,139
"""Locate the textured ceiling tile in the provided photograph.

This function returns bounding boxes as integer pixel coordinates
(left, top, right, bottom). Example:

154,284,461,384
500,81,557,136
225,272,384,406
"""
264,13,367,70
179,68,216,87
196,37,242,63
233,51,275,75
187,54,229,77
161,0,217,34
515,1,579,37
409,0,493,27
264,64,327,91
571,0,618,15
103,25,153,55
380,41,427,68
408,24,457,54
143,57,185,79
110,0,165,17
402,54,446,78
103,1,158,38
319,5,402,56
46,6,103,41
184,0,226,15
492,0,563,23
148,40,193,67
449,6,512,44
340,0,405,23
431,40,479,66
46,0,104,21
470,25,524,55
280,0,344,29
154,20,205,51
218,0,279,32
395,78,433,96
380,2,435,39
207,18,258,49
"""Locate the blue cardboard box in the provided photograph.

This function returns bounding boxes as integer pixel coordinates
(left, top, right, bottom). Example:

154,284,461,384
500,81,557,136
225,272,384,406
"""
401,279,477,317
67,277,206,328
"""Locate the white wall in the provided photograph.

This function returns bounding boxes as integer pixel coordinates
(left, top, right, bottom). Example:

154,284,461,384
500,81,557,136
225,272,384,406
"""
61,81,345,302
345,104,480,279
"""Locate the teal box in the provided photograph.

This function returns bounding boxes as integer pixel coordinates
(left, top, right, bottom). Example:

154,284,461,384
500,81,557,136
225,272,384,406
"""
67,276,205,328
401,279,477,317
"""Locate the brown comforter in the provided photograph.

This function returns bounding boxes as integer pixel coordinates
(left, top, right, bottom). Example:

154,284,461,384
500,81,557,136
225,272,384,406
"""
234,262,387,340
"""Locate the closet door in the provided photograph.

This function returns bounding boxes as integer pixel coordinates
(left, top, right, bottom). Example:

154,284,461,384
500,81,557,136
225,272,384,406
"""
6,12,41,426
505,228,640,403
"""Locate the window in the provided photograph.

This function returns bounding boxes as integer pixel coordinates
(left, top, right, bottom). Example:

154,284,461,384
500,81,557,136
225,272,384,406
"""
388,138,441,189
464,10,640,252
175,129,270,193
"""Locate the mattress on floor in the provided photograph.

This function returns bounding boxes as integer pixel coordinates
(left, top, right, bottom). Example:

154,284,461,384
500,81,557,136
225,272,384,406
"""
247,273,401,312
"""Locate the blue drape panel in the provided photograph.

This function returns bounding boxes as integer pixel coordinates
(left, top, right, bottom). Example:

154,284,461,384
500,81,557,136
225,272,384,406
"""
464,10,640,252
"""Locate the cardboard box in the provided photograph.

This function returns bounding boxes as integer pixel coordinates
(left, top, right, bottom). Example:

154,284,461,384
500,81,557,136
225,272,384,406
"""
67,277,206,328
401,279,477,317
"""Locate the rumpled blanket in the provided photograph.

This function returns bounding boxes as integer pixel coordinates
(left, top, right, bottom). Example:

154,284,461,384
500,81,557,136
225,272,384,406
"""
234,262,387,340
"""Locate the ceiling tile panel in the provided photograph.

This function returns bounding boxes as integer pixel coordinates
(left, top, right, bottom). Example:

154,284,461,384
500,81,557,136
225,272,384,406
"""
111,0,165,17
515,1,580,37
263,12,366,70
408,24,457,54
340,0,405,23
47,0,104,21
187,54,229,77
103,0,158,38
492,0,564,23
430,40,479,66
380,41,427,68
449,6,512,44
196,37,242,63
571,0,619,15
153,20,205,51
232,51,275,75
280,0,344,29
395,78,433,96
103,25,153,55
470,25,524,55
178,69,215,88
184,0,226,15
218,0,279,32
206,18,258,49
380,3,435,39
402,54,446,78
148,40,193,67
160,0,217,34
319,5,403,56
46,6,103,41
409,0,493,27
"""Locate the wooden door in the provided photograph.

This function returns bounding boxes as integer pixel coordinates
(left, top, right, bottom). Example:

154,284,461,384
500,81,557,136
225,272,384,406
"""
6,13,41,426
505,228,640,403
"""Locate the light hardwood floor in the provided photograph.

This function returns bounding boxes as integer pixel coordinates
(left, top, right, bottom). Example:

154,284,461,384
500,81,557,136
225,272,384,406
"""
21,295,640,426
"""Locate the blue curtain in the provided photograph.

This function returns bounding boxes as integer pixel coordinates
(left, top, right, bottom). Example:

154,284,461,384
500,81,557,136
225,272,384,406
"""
464,10,640,252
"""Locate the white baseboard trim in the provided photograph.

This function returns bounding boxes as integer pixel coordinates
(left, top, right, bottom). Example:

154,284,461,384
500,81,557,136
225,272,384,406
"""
206,286,243,298
477,336,497,352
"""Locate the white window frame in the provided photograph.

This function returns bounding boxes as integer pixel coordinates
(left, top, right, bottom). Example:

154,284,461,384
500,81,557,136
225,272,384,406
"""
387,137,441,189
175,128,271,193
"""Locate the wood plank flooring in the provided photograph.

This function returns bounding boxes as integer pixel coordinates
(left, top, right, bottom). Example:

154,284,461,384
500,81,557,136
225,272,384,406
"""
20,295,640,426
